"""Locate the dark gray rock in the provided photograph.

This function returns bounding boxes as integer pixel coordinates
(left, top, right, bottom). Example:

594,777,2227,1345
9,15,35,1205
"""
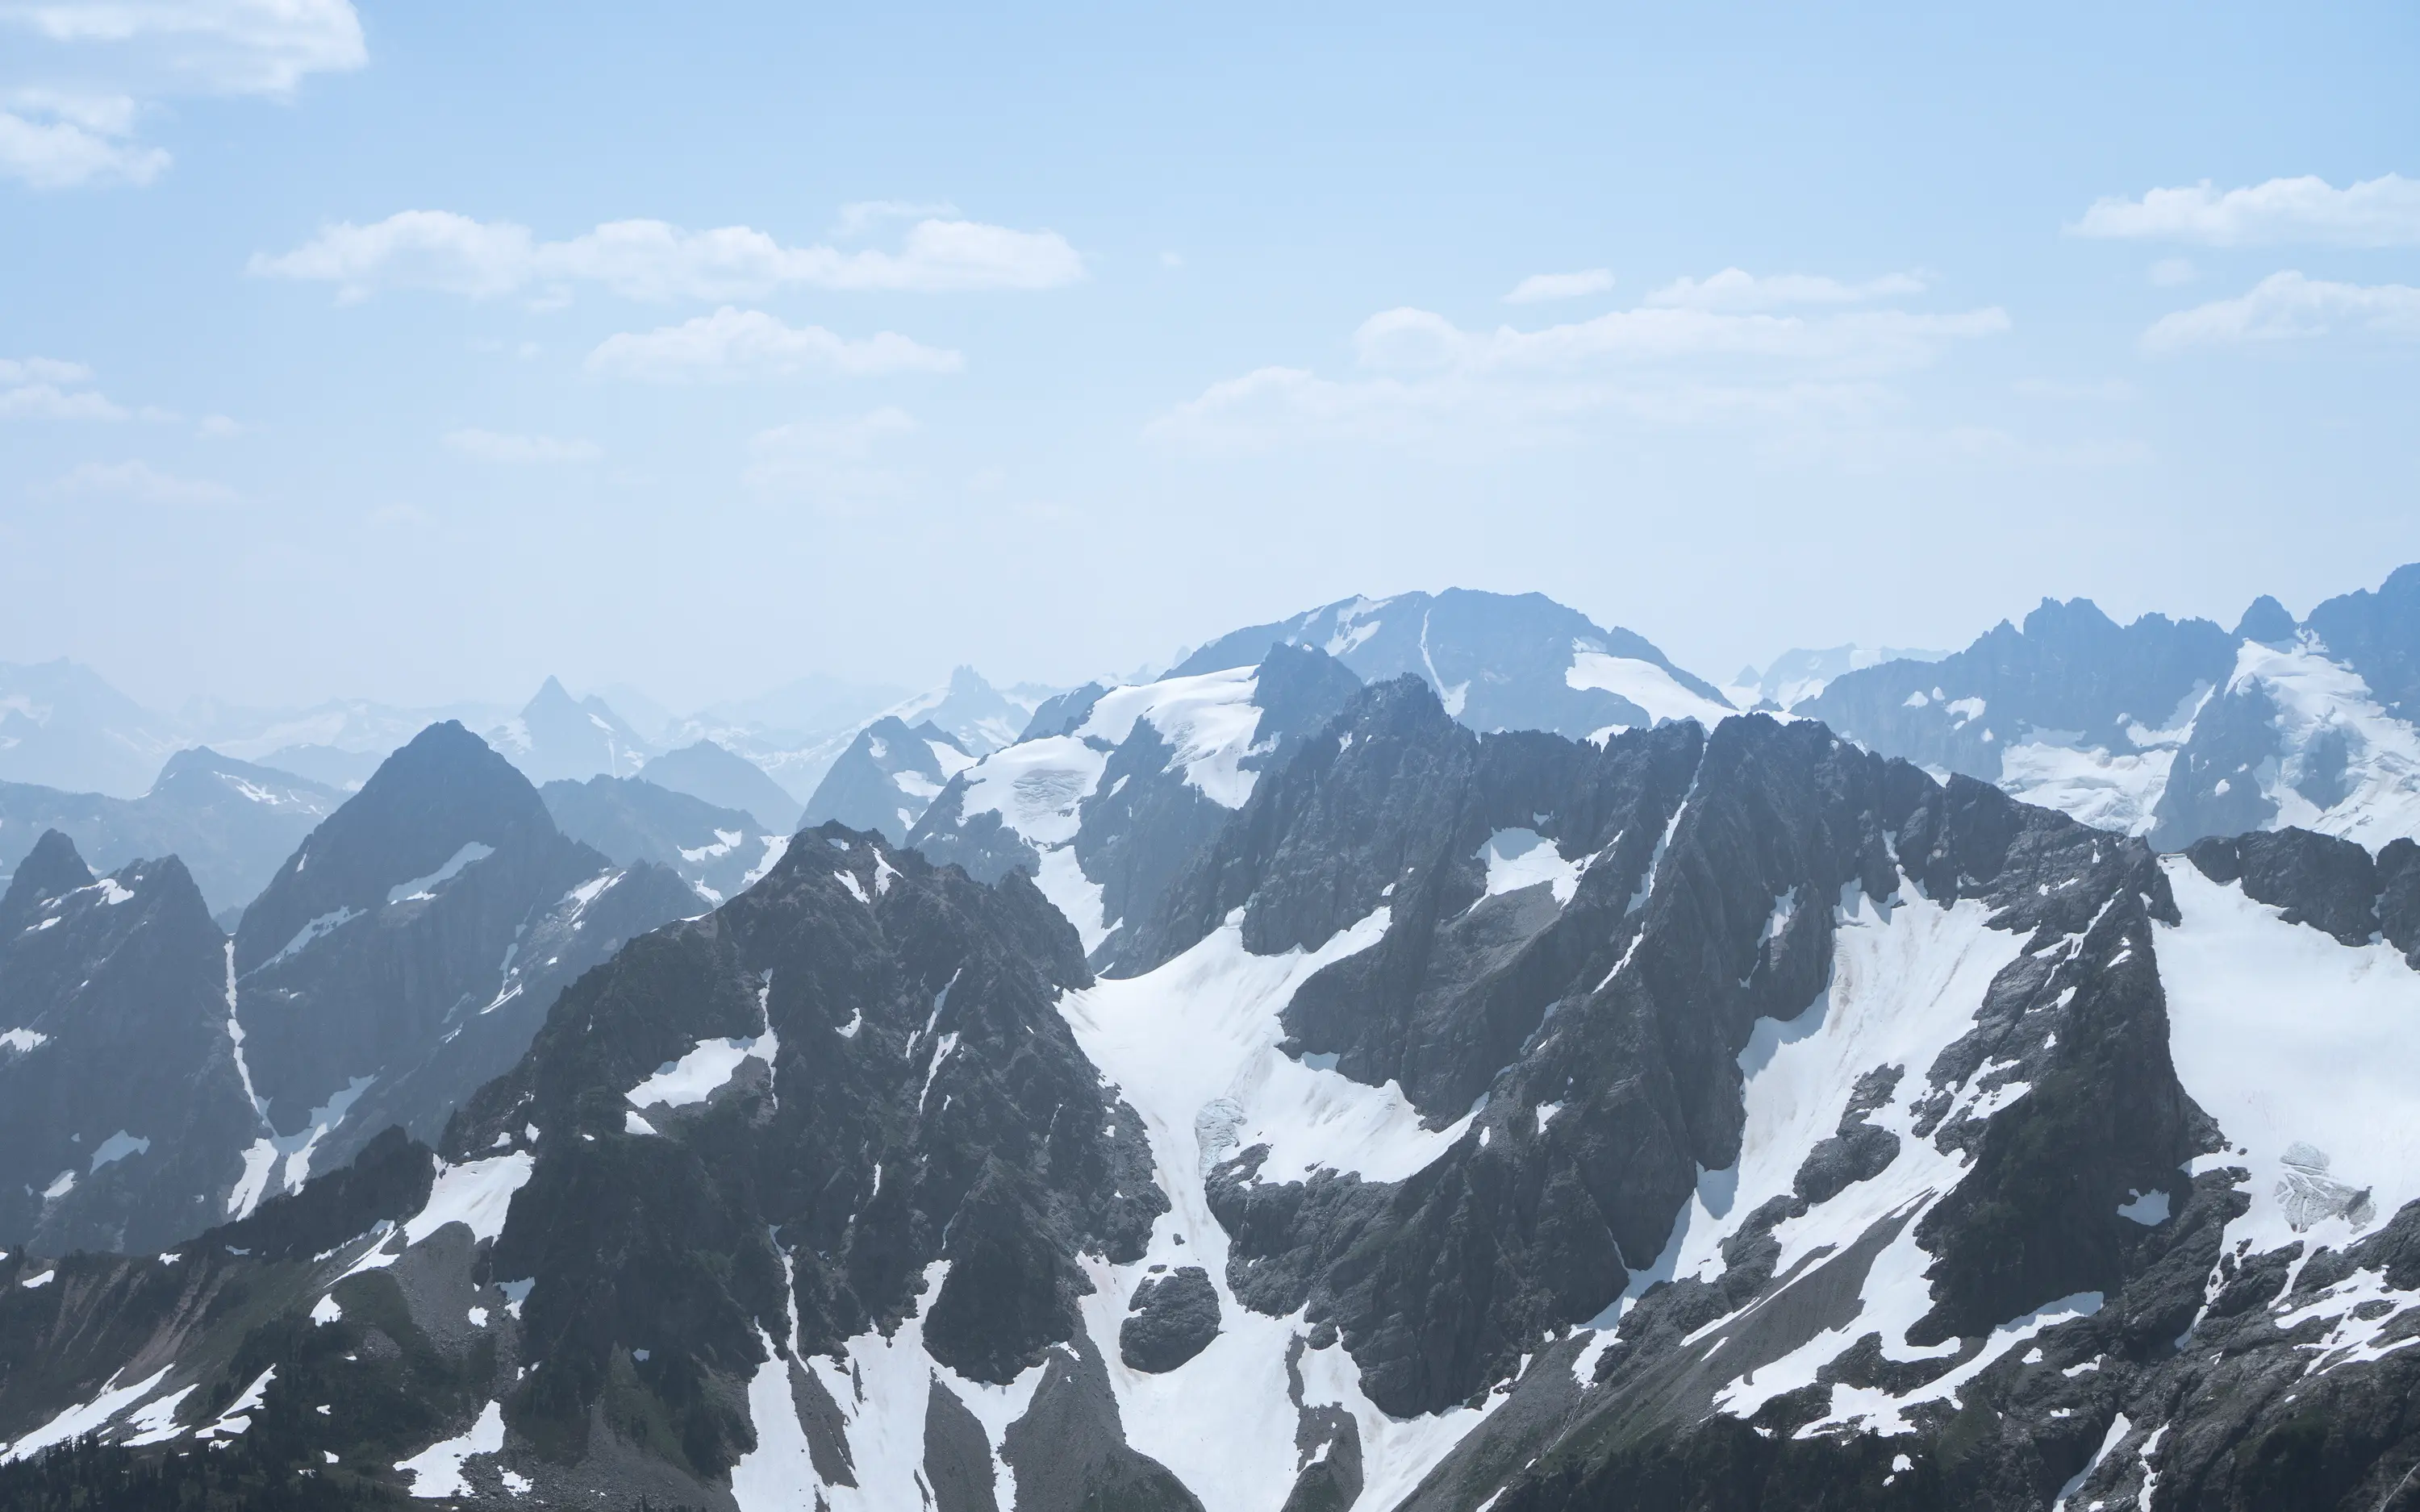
1119,1266,1220,1372
0,835,257,1255
2186,827,2381,945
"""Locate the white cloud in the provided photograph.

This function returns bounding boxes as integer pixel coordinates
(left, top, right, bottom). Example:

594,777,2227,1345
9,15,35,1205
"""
3,0,365,94
1642,268,1927,310
1350,300,2003,377
1504,269,1613,304
832,199,958,237
2013,377,2134,402
745,407,916,506
0,93,167,186
0,356,127,418
0,1,365,186
1149,276,2007,452
252,210,1087,302
51,458,234,504
2143,271,2420,351
586,307,963,383
2149,257,2197,287
2072,174,2420,248
442,428,600,464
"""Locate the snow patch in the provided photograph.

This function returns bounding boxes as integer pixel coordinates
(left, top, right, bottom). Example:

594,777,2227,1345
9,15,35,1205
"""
1567,643,1735,730
386,842,494,904
2158,857,2420,1259
394,1400,507,1498
624,1033,778,1110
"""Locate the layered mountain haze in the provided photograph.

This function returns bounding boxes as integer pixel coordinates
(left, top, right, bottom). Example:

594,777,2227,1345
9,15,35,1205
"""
6,572,2420,1510
542,774,793,905
804,716,975,843
641,740,805,833
0,748,340,923
486,677,657,786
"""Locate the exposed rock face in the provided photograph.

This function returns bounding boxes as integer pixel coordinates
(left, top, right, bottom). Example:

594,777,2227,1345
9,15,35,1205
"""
7,681,2420,1512
0,833,256,1255
0,724,698,1258
1120,1266,1220,1372
805,715,974,842
913,643,1365,965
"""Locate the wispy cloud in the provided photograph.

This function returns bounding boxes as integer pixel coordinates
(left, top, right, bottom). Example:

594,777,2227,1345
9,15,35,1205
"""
2072,174,2420,248
252,210,1087,302
832,199,958,237
0,356,127,419
1504,269,1613,304
0,0,365,187
1642,269,1926,311
585,307,964,383
442,428,600,464
745,407,917,509
2143,271,2420,350
51,459,235,505
1149,274,2007,452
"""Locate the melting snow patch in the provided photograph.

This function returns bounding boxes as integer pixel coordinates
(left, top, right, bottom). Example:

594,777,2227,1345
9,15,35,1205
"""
194,1367,275,1439
394,1400,506,1498
21,1269,55,1289
2117,1189,2171,1226
2158,857,2420,1258
1567,644,1736,730
0,1368,171,1462
311,1293,343,1325
87,1130,150,1172
386,843,494,904
625,1035,776,1109
0,1029,47,1054
1476,829,1583,906
266,907,359,967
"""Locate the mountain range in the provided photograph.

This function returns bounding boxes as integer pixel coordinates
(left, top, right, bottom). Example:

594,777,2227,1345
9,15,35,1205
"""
2,571,2419,1511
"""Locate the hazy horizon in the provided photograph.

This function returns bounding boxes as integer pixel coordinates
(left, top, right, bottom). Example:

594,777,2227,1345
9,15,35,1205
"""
5,2,2415,712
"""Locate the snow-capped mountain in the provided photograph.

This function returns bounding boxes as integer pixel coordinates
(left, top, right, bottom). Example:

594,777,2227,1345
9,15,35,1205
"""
682,666,1049,806
484,677,656,785
803,715,975,842
542,774,792,905
0,747,341,922
903,589,1728,963
1179,589,1737,739
6,575,2420,1511
1797,563,2420,849
10,678,2418,1510
910,644,1365,965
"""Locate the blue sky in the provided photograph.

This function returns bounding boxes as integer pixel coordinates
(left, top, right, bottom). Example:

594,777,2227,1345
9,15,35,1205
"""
2,1,2416,710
